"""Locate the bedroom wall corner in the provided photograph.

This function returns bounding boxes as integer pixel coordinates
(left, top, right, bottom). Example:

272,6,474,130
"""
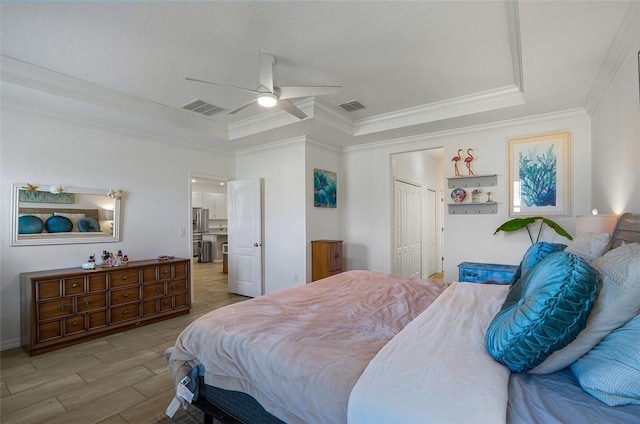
590,32,640,215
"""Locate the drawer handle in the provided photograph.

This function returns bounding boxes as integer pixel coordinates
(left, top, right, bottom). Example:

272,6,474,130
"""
156,287,162,293
123,310,128,315
72,321,79,326
334,254,340,258
163,301,169,305
59,304,65,311
123,293,129,298
121,276,128,280
170,284,175,290
72,283,78,288
162,270,169,275
84,300,90,307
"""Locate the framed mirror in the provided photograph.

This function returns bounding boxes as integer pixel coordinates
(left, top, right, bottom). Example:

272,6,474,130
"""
10,183,122,246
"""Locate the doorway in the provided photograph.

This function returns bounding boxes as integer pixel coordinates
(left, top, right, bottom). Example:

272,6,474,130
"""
391,148,444,278
190,173,229,298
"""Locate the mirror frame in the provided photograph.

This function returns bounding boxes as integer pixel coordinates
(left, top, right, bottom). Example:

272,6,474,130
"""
10,183,121,246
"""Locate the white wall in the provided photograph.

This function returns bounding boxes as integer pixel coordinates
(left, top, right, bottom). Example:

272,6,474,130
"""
343,110,592,282
306,141,341,282
591,35,640,214
0,110,235,350
234,138,307,294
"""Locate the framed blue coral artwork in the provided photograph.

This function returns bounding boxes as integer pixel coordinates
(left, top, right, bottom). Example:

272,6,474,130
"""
508,132,571,217
314,168,337,208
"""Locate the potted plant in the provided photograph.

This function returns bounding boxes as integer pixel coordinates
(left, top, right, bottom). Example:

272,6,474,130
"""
494,216,573,244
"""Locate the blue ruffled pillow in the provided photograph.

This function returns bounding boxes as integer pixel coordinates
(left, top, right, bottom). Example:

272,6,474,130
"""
486,251,598,372
510,242,567,285
77,217,100,232
44,215,73,233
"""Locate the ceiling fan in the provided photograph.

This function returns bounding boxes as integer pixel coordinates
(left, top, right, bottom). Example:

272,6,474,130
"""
186,50,341,120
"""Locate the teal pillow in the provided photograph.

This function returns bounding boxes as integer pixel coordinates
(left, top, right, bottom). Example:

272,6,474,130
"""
18,215,44,234
571,314,640,406
44,215,73,233
486,252,598,372
77,217,100,232
510,242,567,285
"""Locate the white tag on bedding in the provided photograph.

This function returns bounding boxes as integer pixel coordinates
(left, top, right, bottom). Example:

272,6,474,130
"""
177,382,195,403
166,396,181,418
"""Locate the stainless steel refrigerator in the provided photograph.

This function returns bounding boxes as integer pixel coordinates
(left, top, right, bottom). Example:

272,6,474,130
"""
193,207,209,233
192,208,209,257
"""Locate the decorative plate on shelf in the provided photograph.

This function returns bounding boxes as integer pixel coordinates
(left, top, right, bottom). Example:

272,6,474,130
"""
451,188,467,203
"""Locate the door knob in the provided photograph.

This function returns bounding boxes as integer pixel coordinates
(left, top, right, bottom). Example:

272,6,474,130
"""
253,243,262,247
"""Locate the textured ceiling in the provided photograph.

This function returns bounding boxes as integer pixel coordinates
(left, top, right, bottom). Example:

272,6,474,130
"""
0,1,636,151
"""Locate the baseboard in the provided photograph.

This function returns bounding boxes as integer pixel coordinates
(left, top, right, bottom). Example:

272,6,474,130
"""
1,337,21,351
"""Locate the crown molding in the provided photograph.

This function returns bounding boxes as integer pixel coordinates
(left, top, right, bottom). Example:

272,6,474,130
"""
312,98,355,136
353,85,525,136
306,136,342,153
505,0,524,92
343,107,588,153
1,98,232,155
0,55,230,140
234,135,307,156
584,1,640,114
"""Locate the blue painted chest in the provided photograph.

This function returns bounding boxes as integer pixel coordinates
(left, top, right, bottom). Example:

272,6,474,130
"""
458,262,518,284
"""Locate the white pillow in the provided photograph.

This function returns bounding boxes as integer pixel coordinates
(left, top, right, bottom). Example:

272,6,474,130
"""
565,232,610,262
531,242,640,374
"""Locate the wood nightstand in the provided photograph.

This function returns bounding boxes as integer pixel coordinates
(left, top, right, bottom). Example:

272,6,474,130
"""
458,262,518,285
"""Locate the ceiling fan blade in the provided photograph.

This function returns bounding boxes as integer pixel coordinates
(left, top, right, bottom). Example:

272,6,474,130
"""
228,99,257,115
278,85,342,100
186,77,259,95
277,99,308,120
258,50,274,94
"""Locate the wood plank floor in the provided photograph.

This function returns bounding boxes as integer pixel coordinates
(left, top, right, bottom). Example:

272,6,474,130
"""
0,261,246,424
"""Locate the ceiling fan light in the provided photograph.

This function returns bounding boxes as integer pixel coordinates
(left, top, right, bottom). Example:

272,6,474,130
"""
257,92,277,107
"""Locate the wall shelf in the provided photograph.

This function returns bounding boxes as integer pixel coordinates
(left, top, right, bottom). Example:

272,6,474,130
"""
448,202,498,215
447,174,497,189
447,174,498,215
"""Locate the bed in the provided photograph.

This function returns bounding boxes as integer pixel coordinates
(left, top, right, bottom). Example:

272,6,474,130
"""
167,213,640,423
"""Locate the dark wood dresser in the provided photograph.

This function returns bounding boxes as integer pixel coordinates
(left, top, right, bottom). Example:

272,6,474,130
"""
21,257,191,355
311,240,344,281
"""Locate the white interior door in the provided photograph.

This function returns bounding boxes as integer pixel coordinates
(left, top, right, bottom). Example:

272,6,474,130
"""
227,178,263,297
393,179,421,278
425,189,437,277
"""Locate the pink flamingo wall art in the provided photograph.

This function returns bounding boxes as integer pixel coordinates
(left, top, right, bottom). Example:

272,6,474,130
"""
451,148,463,176
465,148,475,175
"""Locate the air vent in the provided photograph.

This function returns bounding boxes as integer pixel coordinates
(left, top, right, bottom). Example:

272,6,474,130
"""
182,99,225,116
339,100,365,112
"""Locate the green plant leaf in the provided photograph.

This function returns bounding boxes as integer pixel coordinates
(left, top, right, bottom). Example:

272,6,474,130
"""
493,217,537,235
493,216,573,243
541,218,574,241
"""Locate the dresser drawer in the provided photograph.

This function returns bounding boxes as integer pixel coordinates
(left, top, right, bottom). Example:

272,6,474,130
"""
142,266,157,283
36,279,62,300
77,293,107,312
87,310,107,330
64,277,85,296
109,269,139,288
37,320,62,342
110,287,140,305
160,295,174,312
110,303,140,323
458,262,518,284
174,262,188,279
142,282,164,299
65,315,85,334
174,293,188,309
38,299,74,320
167,279,187,295
88,274,107,292
159,264,172,280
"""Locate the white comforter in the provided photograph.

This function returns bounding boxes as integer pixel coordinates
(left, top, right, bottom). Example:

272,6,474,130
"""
348,282,511,424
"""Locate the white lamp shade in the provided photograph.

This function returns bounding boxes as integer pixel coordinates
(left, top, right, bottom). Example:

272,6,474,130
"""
575,214,617,236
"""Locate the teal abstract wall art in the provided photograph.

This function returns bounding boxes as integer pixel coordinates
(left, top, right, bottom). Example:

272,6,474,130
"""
314,168,337,208
508,132,571,217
